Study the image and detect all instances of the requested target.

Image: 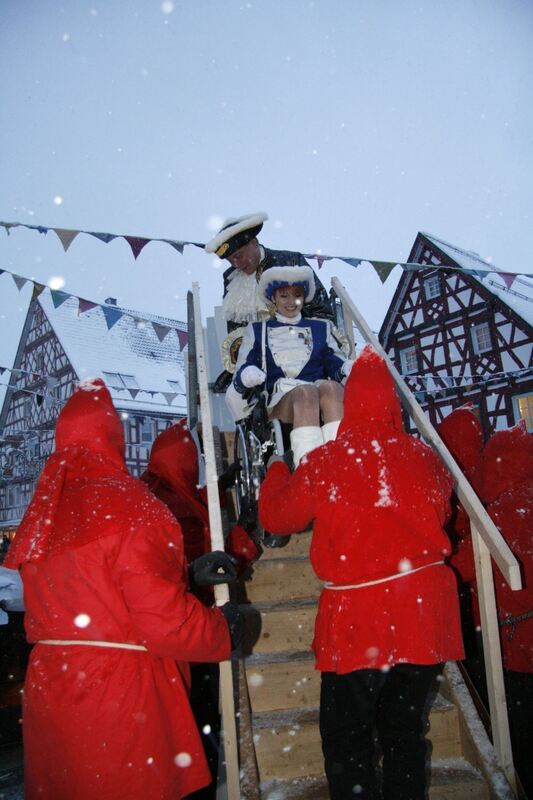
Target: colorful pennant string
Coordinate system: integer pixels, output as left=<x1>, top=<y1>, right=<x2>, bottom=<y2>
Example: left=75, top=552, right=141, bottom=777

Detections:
left=1, top=267, right=188, bottom=350
left=2, top=219, right=531, bottom=281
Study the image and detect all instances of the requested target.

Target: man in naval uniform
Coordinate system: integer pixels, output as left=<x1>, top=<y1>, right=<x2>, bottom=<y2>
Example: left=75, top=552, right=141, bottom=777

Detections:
left=205, top=212, right=334, bottom=391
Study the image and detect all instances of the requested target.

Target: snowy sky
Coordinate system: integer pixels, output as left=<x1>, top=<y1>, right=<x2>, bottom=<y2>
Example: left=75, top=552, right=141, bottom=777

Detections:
left=1, top=0, right=532, bottom=400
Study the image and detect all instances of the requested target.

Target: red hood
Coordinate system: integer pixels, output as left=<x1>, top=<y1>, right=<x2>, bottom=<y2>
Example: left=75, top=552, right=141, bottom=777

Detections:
left=339, top=345, right=403, bottom=436
left=4, top=378, right=162, bottom=568
left=482, top=420, right=533, bottom=504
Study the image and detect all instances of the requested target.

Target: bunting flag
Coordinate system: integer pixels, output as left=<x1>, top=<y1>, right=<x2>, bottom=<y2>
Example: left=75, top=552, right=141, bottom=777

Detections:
left=0, top=365, right=187, bottom=402
left=499, top=273, right=516, bottom=290
left=54, top=228, right=79, bottom=252
left=13, top=274, right=28, bottom=291
left=0, top=267, right=188, bottom=350
left=78, top=298, right=99, bottom=314
left=2, top=218, right=531, bottom=278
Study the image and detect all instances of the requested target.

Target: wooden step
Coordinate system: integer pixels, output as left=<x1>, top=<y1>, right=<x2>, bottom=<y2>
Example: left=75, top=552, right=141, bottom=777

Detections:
left=253, top=709, right=322, bottom=782
left=243, top=558, right=322, bottom=604
left=260, top=531, right=312, bottom=559
left=429, top=758, right=489, bottom=799
left=249, top=692, right=463, bottom=783
left=245, top=655, right=320, bottom=713
left=259, top=758, right=488, bottom=800
left=243, top=602, right=316, bottom=655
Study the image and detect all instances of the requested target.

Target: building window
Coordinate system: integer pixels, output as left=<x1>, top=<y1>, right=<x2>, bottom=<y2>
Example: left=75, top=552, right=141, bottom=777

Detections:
left=471, top=322, right=492, bottom=354
left=140, top=418, right=153, bottom=445
left=424, top=275, right=441, bottom=300
left=399, top=345, right=418, bottom=375
left=103, top=372, right=139, bottom=390
left=513, top=393, right=533, bottom=431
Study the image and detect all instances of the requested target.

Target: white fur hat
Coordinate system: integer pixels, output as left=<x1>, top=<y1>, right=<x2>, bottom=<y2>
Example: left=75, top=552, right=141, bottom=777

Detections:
left=205, top=212, right=268, bottom=258
left=258, top=265, right=316, bottom=305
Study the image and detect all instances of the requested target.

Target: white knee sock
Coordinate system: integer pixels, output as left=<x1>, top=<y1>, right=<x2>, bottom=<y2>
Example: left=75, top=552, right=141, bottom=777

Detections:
left=321, top=420, right=340, bottom=443
left=290, top=426, right=323, bottom=467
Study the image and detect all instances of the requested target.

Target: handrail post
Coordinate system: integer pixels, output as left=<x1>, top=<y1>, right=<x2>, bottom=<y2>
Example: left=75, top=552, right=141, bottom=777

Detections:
left=331, top=276, right=519, bottom=792
left=192, top=283, right=240, bottom=800
left=471, top=525, right=516, bottom=792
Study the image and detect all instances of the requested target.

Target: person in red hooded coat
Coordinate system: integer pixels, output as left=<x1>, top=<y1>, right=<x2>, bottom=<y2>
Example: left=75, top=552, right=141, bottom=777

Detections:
left=4, top=378, right=241, bottom=800
left=481, top=421, right=533, bottom=798
left=141, top=420, right=258, bottom=799
left=258, top=345, right=464, bottom=800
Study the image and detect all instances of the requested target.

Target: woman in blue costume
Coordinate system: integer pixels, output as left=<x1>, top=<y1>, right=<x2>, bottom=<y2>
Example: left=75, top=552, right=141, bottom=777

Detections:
left=226, top=265, right=352, bottom=466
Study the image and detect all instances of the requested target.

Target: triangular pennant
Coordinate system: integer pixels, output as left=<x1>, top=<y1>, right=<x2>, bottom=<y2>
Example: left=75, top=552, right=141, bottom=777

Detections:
left=152, top=321, right=170, bottom=342
left=50, top=289, right=70, bottom=308
left=0, top=367, right=6, bottom=375
left=31, top=283, right=46, bottom=301
left=13, top=274, right=28, bottom=291
left=1, top=222, right=19, bottom=235
left=370, top=261, right=396, bottom=283
left=162, top=392, right=177, bottom=406
left=191, top=242, right=206, bottom=250
left=78, top=298, right=99, bottom=314
left=124, top=236, right=150, bottom=259
left=465, top=269, right=488, bottom=279
left=499, top=272, right=516, bottom=290
left=315, top=255, right=333, bottom=270
left=88, top=231, right=119, bottom=244
left=161, top=239, right=185, bottom=255
left=0, top=269, right=4, bottom=276
left=177, top=329, right=188, bottom=350
left=53, top=228, right=79, bottom=252
left=26, top=224, right=48, bottom=234
left=36, top=394, right=44, bottom=407
left=340, top=257, right=363, bottom=269
left=128, top=388, right=139, bottom=400
left=101, top=305, right=123, bottom=330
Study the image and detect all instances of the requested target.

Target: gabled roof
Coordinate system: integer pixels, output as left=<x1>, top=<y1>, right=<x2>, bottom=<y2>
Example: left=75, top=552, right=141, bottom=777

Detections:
left=419, top=232, right=533, bottom=326
left=38, top=293, right=187, bottom=414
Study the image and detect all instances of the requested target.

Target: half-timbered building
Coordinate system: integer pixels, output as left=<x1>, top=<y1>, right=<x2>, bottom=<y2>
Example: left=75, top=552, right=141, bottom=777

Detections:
left=0, top=293, right=187, bottom=532
left=380, top=232, right=533, bottom=438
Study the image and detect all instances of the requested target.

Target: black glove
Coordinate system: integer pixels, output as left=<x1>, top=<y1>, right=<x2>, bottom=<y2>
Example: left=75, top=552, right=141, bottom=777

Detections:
left=188, top=551, right=238, bottom=589
left=220, top=601, right=244, bottom=651
left=218, top=461, right=240, bottom=490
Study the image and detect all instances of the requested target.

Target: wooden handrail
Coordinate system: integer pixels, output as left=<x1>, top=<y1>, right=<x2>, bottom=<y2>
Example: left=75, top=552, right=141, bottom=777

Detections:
left=332, top=276, right=519, bottom=793
left=191, top=283, right=241, bottom=799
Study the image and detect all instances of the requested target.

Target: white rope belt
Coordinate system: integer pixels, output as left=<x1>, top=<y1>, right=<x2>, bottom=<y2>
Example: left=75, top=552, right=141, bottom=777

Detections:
left=323, top=560, right=444, bottom=591
left=38, top=639, right=147, bottom=651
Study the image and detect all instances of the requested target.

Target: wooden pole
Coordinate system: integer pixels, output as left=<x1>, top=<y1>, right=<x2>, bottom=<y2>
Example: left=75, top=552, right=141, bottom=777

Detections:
left=192, top=283, right=241, bottom=800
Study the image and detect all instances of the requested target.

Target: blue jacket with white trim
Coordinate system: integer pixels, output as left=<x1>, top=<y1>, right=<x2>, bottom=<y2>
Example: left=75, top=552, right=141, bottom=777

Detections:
left=233, top=317, right=345, bottom=399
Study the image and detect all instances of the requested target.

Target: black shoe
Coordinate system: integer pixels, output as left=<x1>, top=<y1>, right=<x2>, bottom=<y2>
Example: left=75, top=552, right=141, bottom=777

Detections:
left=213, top=370, right=232, bottom=393
left=262, top=532, right=291, bottom=549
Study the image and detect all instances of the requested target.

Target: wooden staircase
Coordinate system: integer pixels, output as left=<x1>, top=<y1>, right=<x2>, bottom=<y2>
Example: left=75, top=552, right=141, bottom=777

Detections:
left=235, top=531, right=493, bottom=800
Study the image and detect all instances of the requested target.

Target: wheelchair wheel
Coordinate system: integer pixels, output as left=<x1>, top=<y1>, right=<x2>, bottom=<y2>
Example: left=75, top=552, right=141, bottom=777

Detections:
left=233, top=423, right=267, bottom=533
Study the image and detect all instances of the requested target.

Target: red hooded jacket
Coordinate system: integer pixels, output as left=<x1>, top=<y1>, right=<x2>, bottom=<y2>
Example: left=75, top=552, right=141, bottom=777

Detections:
left=141, top=420, right=259, bottom=576
left=5, top=379, right=230, bottom=800
left=258, top=346, right=464, bottom=673
left=482, top=422, right=533, bottom=673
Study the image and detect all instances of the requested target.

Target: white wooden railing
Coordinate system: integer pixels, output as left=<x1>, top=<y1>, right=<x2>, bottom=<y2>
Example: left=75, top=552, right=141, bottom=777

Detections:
left=332, top=276, right=521, bottom=794
left=191, top=283, right=241, bottom=800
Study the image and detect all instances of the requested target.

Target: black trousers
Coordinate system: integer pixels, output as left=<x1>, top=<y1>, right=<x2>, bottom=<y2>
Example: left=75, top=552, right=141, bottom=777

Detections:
left=185, top=663, right=221, bottom=800
left=320, top=663, right=443, bottom=800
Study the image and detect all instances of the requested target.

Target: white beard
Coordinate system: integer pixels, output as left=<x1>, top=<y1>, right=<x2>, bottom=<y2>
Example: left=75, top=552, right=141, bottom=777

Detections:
left=222, top=269, right=270, bottom=324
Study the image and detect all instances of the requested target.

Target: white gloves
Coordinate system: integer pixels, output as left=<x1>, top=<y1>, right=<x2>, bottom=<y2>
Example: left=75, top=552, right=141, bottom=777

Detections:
left=241, top=366, right=266, bottom=388
left=342, top=359, right=355, bottom=378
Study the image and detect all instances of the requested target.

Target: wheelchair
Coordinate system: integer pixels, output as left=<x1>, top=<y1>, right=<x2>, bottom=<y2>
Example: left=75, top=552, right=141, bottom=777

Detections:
left=232, top=390, right=292, bottom=548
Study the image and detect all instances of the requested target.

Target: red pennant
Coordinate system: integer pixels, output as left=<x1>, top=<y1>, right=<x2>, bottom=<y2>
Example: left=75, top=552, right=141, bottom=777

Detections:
left=499, top=273, right=515, bottom=290
left=177, top=330, right=188, bottom=350
left=78, top=298, right=99, bottom=315
left=124, top=236, right=150, bottom=259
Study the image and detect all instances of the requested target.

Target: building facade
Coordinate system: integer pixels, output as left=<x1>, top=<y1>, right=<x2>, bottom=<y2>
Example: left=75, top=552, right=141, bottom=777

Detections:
left=379, top=233, right=533, bottom=438
left=0, top=294, right=188, bottom=532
